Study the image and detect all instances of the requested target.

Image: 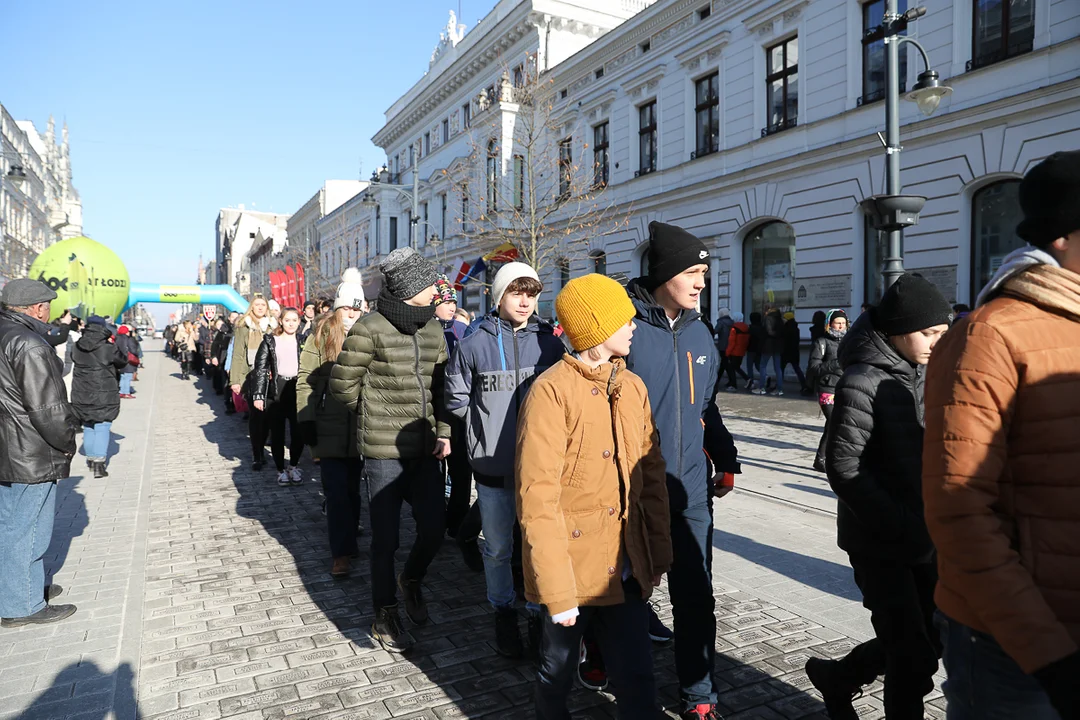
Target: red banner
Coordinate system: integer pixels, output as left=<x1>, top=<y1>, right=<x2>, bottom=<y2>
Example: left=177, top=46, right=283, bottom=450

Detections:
left=295, top=263, right=306, bottom=307
left=285, top=265, right=298, bottom=308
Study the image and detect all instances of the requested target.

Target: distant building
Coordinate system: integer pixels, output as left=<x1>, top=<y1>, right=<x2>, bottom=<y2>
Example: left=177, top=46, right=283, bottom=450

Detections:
left=213, top=206, right=290, bottom=298
left=284, top=180, right=367, bottom=300
left=1, top=107, right=83, bottom=283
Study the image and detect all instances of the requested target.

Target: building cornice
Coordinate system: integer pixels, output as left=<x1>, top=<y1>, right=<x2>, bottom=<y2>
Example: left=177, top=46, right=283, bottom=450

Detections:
left=741, top=0, right=808, bottom=35
left=674, top=31, right=731, bottom=71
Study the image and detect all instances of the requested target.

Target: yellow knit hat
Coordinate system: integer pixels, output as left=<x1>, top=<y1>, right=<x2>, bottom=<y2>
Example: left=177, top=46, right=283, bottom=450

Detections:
left=555, top=274, right=636, bottom=352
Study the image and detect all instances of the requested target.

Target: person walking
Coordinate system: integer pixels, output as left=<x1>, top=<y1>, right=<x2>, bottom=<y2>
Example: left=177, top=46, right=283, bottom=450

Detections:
left=806, top=274, right=953, bottom=720
left=230, top=297, right=276, bottom=470
left=713, top=308, right=735, bottom=391
left=780, top=312, right=809, bottom=395
left=758, top=307, right=785, bottom=395
left=0, top=279, right=78, bottom=628
left=923, top=150, right=1080, bottom=720
left=624, top=222, right=741, bottom=719
left=807, top=309, right=847, bottom=473
left=298, top=270, right=366, bottom=578
left=175, top=320, right=198, bottom=380
left=70, top=316, right=129, bottom=479
left=209, top=317, right=232, bottom=401
left=115, top=325, right=139, bottom=399
left=329, top=247, right=451, bottom=654
left=298, top=300, right=319, bottom=345
left=745, top=311, right=765, bottom=391
left=723, top=312, right=750, bottom=391
left=517, top=273, right=672, bottom=720
left=251, top=308, right=305, bottom=487
left=445, top=262, right=565, bottom=659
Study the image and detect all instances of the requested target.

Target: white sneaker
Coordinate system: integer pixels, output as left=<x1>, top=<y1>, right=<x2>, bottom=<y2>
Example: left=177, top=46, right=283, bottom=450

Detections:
left=277, top=471, right=291, bottom=486
left=289, top=466, right=303, bottom=485
left=753, top=388, right=767, bottom=395
left=776, top=389, right=785, bottom=396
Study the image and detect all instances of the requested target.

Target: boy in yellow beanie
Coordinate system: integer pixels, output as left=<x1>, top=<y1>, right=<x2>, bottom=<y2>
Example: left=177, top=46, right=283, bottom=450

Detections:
left=516, top=274, right=673, bottom=719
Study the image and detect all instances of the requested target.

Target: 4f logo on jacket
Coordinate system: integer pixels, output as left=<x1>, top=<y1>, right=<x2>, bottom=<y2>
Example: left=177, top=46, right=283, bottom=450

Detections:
left=695, top=355, right=707, bottom=365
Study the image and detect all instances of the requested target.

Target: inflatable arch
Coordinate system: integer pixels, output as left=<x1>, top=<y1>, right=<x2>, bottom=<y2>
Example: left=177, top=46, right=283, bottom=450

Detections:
left=124, top=283, right=248, bottom=314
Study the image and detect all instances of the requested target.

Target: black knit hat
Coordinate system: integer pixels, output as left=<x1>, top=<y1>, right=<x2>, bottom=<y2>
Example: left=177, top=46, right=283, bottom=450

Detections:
left=873, top=274, right=954, bottom=336
left=1016, top=150, right=1080, bottom=249
left=646, top=221, right=711, bottom=289
left=380, top=248, right=438, bottom=300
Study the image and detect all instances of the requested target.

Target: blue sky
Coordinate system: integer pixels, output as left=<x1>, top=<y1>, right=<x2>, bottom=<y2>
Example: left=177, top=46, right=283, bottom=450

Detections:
left=3, top=0, right=492, bottom=324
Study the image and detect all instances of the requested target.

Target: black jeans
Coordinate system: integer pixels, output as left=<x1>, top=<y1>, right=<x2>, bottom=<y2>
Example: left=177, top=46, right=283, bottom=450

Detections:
left=212, top=364, right=226, bottom=394
left=365, top=456, right=446, bottom=612
left=668, top=501, right=718, bottom=711
left=266, top=379, right=303, bottom=472
left=724, top=355, right=749, bottom=387
left=536, top=579, right=657, bottom=720
left=320, top=457, right=363, bottom=558
left=249, top=407, right=268, bottom=461
left=834, top=556, right=941, bottom=719
left=815, top=402, right=834, bottom=465
left=445, top=416, right=473, bottom=536
left=781, top=359, right=806, bottom=388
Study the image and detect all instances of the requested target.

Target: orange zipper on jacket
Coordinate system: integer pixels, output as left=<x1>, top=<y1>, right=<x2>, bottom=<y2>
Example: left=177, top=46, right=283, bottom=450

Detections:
left=687, top=351, right=695, bottom=405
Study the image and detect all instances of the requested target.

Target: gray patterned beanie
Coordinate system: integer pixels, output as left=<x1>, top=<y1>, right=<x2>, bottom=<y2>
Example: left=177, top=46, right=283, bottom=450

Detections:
left=380, top=248, right=438, bottom=300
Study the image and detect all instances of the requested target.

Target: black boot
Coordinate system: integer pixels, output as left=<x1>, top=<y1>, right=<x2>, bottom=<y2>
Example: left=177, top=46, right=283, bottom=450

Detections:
left=398, top=574, right=428, bottom=625
left=494, top=607, right=524, bottom=658
left=93, top=461, right=108, bottom=478
left=805, top=658, right=861, bottom=720
left=527, top=610, right=543, bottom=661
left=371, top=606, right=413, bottom=653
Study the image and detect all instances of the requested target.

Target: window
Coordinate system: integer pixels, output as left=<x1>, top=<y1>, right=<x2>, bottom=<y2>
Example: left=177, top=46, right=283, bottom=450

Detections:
left=461, top=185, right=470, bottom=229
left=694, top=73, right=720, bottom=158
left=375, top=206, right=381, bottom=252
left=405, top=210, right=412, bottom=247
left=971, top=0, right=1035, bottom=71
left=743, top=221, right=796, bottom=316
left=595, top=68, right=605, bottom=80
left=421, top=202, right=429, bottom=246
left=513, top=64, right=524, bottom=87
left=638, top=244, right=650, bottom=278
left=861, top=0, right=908, bottom=105
left=513, top=155, right=525, bottom=210
left=560, top=88, right=568, bottom=99
left=590, top=250, right=607, bottom=276
left=486, top=140, right=499, bottom=212
left=558, top=137, right=573, bottom=200
left=485, top=84, right=496, bottom=105
left=593, top=122, right=609, bottom=188
left=638, top=101, right=657, bottom=175
left=764, top=36, right=798, bottom=136
left=408, top=144, right=415, bottom=167
left=864, top=215, right=889, bottom=304
left=423, top=132, right=430, bottom=156
left=558, top=258, right=571, bottom=289
left=440, top=193, right=447, bottom=238
left=442, top=118, right=449, bottom=142
left=972, top=180, right=1024, bottom=299
left=641, top=40, right=651, bottom=53
left=462, top=102, right=471, bottom=129
left=393, top=154, right=400, bottom=178
left=698, top=5, right=711, bottom=20
left=389, top=216, right=398, bottom=250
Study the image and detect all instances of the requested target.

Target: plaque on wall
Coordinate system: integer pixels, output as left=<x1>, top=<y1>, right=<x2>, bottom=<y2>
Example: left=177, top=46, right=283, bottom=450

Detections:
left=912, top=266, right=958, bottom=304
left=794, top=275, right=852, bottom=308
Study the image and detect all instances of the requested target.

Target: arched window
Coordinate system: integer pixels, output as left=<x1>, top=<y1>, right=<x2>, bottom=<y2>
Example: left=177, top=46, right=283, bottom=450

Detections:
left=486, top=140, right=498, bottom=212
left=972, top=180, right=1024, bottom=299
left=590, top=250, right=607, bottom=276
left=743, top=221, right=796, bottom=317
left=638, top=243, right=650, bottom=278
left=557, top=257, right=570, bottom=289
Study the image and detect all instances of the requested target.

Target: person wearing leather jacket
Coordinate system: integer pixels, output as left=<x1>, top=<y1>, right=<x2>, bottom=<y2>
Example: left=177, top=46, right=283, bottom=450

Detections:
left=251, top=308, right=304, bottom=486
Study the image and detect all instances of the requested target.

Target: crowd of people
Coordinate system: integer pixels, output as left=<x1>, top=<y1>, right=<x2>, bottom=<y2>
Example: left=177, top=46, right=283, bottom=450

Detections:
left=0, top=151, right=1077, bottom=720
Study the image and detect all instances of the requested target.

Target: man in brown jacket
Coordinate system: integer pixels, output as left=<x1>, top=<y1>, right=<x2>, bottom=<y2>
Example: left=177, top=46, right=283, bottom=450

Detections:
left=924, top=150, right=1080, bottom=720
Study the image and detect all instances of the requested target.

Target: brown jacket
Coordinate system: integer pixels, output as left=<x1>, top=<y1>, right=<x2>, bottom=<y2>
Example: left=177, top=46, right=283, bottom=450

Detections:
left=516, top=355, right=672, bottom=616
left=923, top=263, right=1080, bottom=674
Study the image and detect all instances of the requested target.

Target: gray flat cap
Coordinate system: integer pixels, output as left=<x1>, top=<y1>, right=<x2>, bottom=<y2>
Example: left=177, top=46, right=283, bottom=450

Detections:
left=1, top=278, right=58, bottom=306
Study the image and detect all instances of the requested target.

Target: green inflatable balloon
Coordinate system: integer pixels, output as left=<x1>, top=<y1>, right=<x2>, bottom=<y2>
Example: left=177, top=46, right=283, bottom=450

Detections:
left=28, top=237, right=130, bottom=321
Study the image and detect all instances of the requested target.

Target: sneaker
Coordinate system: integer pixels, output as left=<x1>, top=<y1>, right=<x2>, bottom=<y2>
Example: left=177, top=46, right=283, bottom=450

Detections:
left=494, top=607, right=524, bottom=658
left=577, top=638, right=608, bottom=691
left=398, top=574, right=429, bottom=625
left=725, top=385, right=738, bottom=393
left=277, top=471, right=291, bottom=486
left=805, top=657, right=861, bottom=720
left=680, top=704, right=722, bottom=720
left=1, top=603, right=77, bottom=628
left=752, top=387, right=768, bottom=395
left=527, top=611, right=543, bottom=660
left=457, top=534, right=484, bottom=573
left=776, top=389, right=785, bottom=396
left=371, top=606, right=413, bottom=653
left=289, top=466, right=303, bottom=485
left=252, top=457, right=265, bottom=471
left=647, top=602, right=674, bottom=644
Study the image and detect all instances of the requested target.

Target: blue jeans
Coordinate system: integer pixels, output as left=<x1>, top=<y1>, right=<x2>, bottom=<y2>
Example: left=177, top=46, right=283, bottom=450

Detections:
left=119, top=372, right=133, bottom=395
left=759, top=353, right=783, bottom=388
left=82, top=422, right=112, bottom=462
left=0, top=482, right=56, bottom=619
left=475, top=484, right=540, bottom=614
left=669, top=501, right=718, bottom=711
left=937, top=612, right=1061, bottom=720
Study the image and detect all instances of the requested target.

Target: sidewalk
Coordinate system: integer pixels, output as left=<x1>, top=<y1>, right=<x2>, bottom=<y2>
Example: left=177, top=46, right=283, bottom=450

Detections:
left=0, top=346, right=945, bottom=719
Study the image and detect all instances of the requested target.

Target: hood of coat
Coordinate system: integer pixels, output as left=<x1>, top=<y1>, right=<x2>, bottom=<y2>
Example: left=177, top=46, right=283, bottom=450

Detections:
left=1002, top=263, right=1080, bottom=323
left=838, top=311, right=915, bottom=377
left=561, top=353, right=626, bottom=396
left=626, top=277, right=699, bottom=331
left=76, top=322, right=113, bottom=352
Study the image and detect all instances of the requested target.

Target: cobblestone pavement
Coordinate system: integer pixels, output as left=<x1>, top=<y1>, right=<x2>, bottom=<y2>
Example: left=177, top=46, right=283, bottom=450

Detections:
left=0, top=347, right=946, bottom=719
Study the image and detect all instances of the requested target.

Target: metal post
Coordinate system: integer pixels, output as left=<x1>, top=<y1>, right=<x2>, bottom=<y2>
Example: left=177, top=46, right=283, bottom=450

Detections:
left=411, top=162, right=420, bottom=249
left=882, top=0, right=906, bottom=290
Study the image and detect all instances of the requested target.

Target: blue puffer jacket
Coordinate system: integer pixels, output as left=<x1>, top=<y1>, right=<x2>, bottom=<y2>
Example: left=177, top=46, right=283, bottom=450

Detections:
left=445, top=314, right=565, bottom=483
left=624, top=279, right=740, bottom=512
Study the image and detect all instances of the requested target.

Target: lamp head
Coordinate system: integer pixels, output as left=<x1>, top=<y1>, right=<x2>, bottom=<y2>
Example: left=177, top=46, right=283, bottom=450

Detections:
left=6, top=165, right=27, bottom=187
left=360, top=191, right=379, bottom=208
left=905, top=70, right=952, bottom=116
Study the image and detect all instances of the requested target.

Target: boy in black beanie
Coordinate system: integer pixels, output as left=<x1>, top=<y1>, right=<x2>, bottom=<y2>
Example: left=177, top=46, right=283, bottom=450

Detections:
left=806, top=273, right=952, bottom=720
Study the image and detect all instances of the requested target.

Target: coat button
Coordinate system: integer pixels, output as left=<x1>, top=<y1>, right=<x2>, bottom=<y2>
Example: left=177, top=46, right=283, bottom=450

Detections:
left=602, top=450, right=611, bottom=459
left=591, top=388, right=599, bottom=396
left=572, top=529, right=581, bottom=538
left=608, top=507, right=615, bottom=516
left=607, top=566, right=616, bottom=575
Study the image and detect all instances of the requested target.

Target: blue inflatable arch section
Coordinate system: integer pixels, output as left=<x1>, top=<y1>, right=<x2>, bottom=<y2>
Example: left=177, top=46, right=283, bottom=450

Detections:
left=123, top=283, right=249, bottom=313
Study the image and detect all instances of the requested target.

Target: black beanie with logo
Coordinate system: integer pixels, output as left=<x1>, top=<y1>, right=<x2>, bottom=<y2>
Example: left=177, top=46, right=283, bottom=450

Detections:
left=873, top=273, right=954, bottom=336
left=646, top=221, right=711, bottom=289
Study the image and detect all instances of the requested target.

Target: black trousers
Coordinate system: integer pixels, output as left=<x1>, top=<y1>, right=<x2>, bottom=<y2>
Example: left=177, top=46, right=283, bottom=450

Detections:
left=781, top=359, right=807, bottom=388
left=536, top=579, right=658, bottom=720
left=445, top=416, right=473, bottom=536
left=320, top=457, right=363, bottom=558
left=365, top=457, right=446, bottom=611
left=668, top=501, right=718, bottom=710
left=724, top=355, right=749, bottom=387
left=835, top=556, right=941, bottom=719
left=249, top=407, right=268, bottom=461
left=815, top=402, right=834, bottom=465
left=266, top=380, right=303, bottom=471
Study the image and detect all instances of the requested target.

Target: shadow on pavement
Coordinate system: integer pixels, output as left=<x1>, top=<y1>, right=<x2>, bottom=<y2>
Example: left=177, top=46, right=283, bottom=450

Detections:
left=725, top=414, right=823, bottom=434
left=782, top=482, right=838, bottom=499
left=731, top=433, right=818, bottom=454
left=47, top=477, right=89, bottom=582
left=14, top=661, right=138, bottom=720
left=739, top=457, right=825, bottom=482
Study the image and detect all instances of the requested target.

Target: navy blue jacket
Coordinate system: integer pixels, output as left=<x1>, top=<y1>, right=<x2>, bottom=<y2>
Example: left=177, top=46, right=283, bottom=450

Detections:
left=624, top=279, right=740, bottom=512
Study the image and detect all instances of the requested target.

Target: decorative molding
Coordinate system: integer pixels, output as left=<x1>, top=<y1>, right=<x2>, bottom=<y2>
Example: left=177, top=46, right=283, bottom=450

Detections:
left=606, top=46, right=639, bottom=75
left=581, top=90, right=619, bottom=122
left=622, top=64, right=667, bottom=99
left=653, top=13, right=695, bottom=50
left=675, top=31, right=731, bottom=71
left=743, top=0, right=809, bottom=34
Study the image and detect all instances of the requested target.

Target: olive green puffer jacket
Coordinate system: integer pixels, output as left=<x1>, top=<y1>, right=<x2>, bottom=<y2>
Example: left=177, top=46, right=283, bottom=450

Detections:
left=329, top=312, right=450, bottom=459
left=296, top=334, right=359, bottom=460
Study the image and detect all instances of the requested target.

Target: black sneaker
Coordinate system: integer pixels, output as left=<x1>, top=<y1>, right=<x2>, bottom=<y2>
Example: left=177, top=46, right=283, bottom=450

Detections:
left=494, top=607, right=524, bottom=658
left=371, top=606, right=413, bottom=653
left=93, top=461, right=108, bottom=479
left=577, top=637, right=608, bottom=691
left=398, top=574, right=429, bottom=625
left=2, top=603, right=77, bottom=628
left=647, top=602, right=673, bottom=644
left=457, top=534, right=483, bottom=573
left=805, top=657, right=861, bottom=720
left=527, top=611, right=543, bottom=660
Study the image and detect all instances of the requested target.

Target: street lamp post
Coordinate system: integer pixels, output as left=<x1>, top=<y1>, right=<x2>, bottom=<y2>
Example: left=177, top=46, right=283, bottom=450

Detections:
left=363, top=162, right=424, bottom=250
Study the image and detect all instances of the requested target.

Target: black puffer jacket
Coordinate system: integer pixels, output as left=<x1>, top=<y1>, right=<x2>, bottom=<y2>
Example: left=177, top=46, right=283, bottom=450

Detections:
left=825, top=311, right=933, bottom=563
left=763, top=310, right=784, bottom=356
left=71, top=323, right=128, bottom=425
left=210, top=322, right=233, bottom=366
left=807, top=329, right=844, bottom=394
left=251, top=333, right=301, bottom=405
left=0, top=309, right=77, bottom=484
left=116, top=333, right=140, bottom=374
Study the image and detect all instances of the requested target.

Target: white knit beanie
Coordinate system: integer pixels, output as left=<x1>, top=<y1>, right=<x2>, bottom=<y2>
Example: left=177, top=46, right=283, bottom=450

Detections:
left=334, top=268, right=366, bottom=310
left=490, top=262, right=541, bottom=309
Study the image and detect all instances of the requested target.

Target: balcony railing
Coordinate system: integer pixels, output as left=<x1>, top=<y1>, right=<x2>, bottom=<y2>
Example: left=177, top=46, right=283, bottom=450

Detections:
left=966, top=39, right=1034, bottom=72
left=691, top=139, right=719, bottom=161
left=761, top=116, right=798, bottom=137
left=856, top=83, right=906, bottom=107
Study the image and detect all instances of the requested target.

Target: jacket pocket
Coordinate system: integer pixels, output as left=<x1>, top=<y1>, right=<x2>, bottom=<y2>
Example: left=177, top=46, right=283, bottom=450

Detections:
left=565, top=422, right=592, bottom=488
left=566, top=507, right=614, bottom=595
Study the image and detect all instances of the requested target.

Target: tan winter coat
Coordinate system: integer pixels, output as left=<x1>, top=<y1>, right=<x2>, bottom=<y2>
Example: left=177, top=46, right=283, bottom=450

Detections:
left=923, top=263, right=1080, bottom=674
left=515, top=354, right=672, bottom=616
